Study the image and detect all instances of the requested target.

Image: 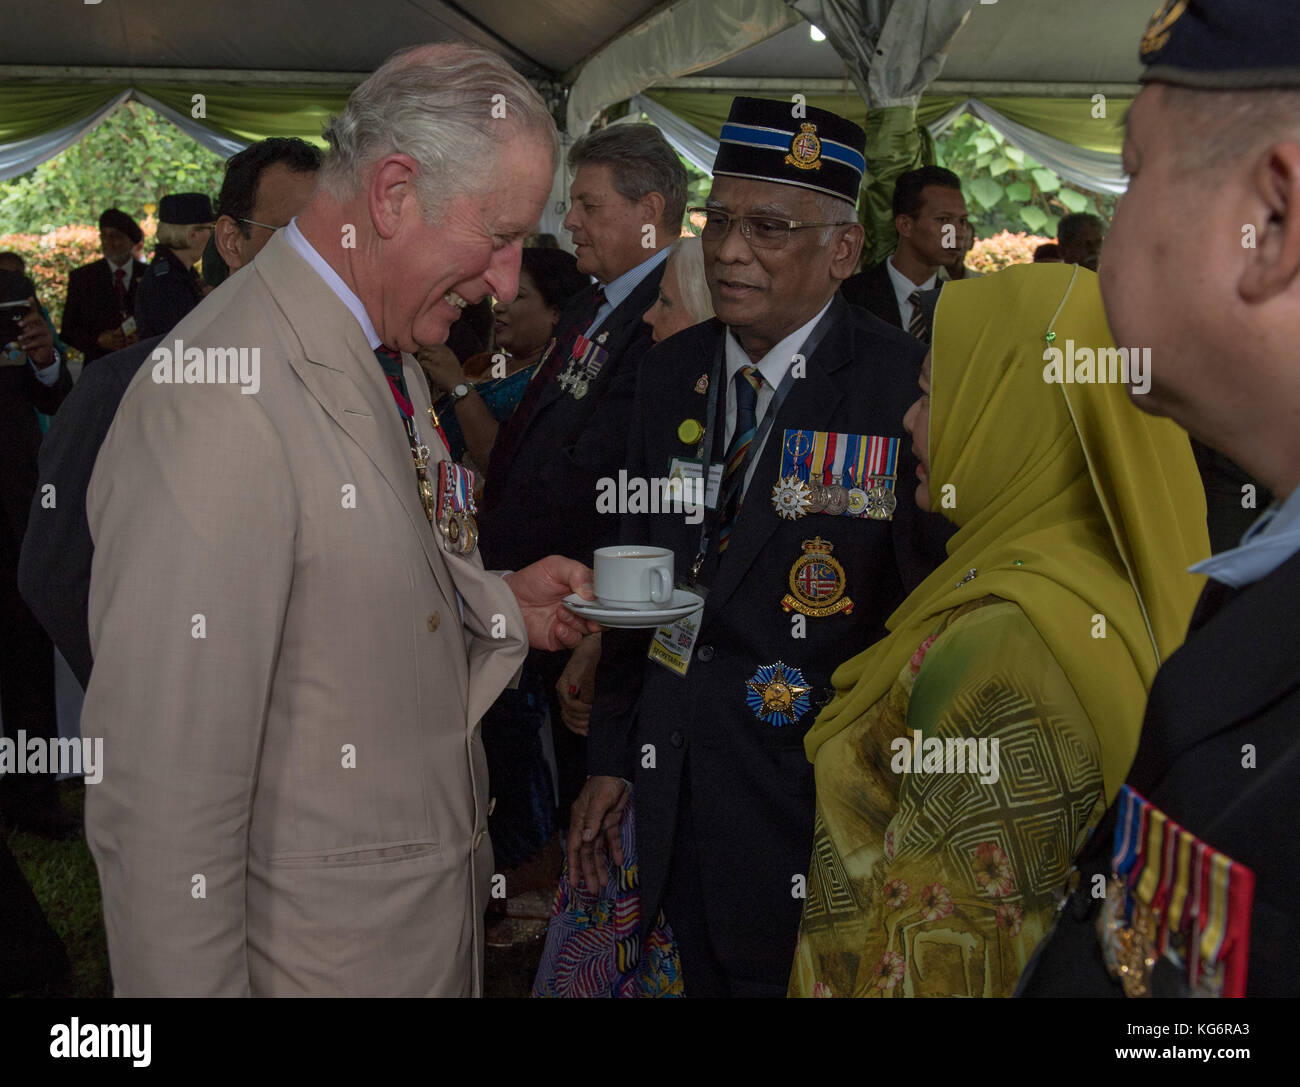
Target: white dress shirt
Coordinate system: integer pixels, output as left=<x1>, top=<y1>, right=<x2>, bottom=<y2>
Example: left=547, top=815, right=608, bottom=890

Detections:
left=722, top=297, right=834, bottom=495
left=884, top=251, right=937, bottom=329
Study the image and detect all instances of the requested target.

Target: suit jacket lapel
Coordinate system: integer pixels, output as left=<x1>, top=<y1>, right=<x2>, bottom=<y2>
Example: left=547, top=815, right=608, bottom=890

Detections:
left=254, top=234, right=459, bottom=609
left=702, top=309, right=851, bottom=622
left=1131, top=552, right=1300, bottom=792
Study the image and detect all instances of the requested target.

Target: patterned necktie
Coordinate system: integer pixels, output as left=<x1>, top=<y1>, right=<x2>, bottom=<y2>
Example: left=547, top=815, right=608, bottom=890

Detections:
left=907, top=289, right=930, bottom=343
left=717, top=365, right=764, bottom=553
left=374, top=345, right=413, bottom=419
left=113, top=266, right=127, bottom=310
left=483, top=286, right=606, bottom=511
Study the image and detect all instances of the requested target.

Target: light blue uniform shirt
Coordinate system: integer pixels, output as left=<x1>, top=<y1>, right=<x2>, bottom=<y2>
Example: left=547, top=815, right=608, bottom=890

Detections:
left=1191, top=482, right=1300, bottom=589
left=583, top=246, right=671, bottom=338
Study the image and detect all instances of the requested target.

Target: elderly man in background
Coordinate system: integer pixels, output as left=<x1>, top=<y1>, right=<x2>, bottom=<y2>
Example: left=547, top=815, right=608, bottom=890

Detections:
left=83, top=44, right=595, bottom=998
left=19, top=137, right=322, bottom=693
left=61, top=209, right=147, bottom=366
left=478, top=124, right=686, bottom=832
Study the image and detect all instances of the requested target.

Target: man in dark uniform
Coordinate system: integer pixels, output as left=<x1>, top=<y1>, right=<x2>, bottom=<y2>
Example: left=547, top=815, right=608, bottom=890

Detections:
left=478, top=124, right=686, bottom=822
left=1021, top=0, right=1300, bottom=998
left=134, top=193, right=214, bottom=339
left=61, top=209, right=148, bottom=366
left=569, top=98, right=952, bottom=996
left=0, top=267, right=74, bottom=838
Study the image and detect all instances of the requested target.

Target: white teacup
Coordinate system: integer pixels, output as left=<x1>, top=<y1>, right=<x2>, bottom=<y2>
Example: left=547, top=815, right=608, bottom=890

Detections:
left=593, top=546, right=674, bottom=610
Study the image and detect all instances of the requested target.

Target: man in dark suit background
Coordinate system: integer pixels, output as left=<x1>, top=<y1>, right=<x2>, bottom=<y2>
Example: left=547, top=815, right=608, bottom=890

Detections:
left=478, top=124, right=686, bottom=823
left=60, top=209, right=147, bottom=366
left=1021, top=0, right=1300, bottom=998
left=841, top=165, right=968, bottom=342
left=569, top=98, right=952, bottom=996
left=19, top=138, right=321, bottom=692
left=0, top=268, right=74, bottom=838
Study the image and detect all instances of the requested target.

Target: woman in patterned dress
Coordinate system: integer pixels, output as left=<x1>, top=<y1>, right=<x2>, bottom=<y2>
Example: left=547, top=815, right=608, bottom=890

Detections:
left=789, top=263, right=1209, bottom=997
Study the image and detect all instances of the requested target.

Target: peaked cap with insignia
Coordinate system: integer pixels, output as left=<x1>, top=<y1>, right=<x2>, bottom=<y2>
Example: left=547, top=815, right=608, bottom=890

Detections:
left=1139, top=0, right=1300, bottom=90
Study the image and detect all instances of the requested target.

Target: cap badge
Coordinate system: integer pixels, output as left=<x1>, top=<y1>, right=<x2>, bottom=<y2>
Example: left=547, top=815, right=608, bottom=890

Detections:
left=785, top=123, right=823, bottom=172
left=1140, top=0, right=1189, bottom=58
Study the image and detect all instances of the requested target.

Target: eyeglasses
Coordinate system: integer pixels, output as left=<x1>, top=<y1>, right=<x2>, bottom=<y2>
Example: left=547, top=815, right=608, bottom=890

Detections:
left=687, top=206, right=856, bottom=251
left=237, top=218, right=284, bottom=232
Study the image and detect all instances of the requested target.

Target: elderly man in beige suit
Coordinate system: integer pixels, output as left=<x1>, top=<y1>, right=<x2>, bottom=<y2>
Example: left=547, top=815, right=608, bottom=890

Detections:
left=83, top=44, right=596, bottom=996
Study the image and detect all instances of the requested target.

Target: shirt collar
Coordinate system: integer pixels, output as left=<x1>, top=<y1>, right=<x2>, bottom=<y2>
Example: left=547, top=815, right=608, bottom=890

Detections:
left=599, top=246, right=670, bottom=314
left=1190, top=481, right=1300, bottom=588
left=283, top=218, right=381, bottom=349
left=723, top=297, right=834, bottom=390
left=886, top=251, right=937, bottom=304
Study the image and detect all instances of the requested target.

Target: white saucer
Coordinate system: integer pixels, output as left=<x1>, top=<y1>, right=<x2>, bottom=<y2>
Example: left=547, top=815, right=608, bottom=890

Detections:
left=563, top=589, right=704, bottom=628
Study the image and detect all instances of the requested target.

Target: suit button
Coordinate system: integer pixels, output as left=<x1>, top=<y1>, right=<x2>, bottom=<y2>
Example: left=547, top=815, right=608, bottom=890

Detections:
left=696, top=644, right=715, bottom=662
left=670, top=731, right=684, bottom=748
left=427, top=612, right=440, bottom=632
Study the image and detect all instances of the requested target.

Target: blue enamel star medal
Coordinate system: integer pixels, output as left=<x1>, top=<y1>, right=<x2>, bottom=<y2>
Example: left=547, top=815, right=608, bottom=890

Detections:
left=745, top=661, right=812, bottom=726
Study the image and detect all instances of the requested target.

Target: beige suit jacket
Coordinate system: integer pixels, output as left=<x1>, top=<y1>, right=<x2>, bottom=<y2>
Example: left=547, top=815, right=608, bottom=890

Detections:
left=83, top=232, right=527, bottom=996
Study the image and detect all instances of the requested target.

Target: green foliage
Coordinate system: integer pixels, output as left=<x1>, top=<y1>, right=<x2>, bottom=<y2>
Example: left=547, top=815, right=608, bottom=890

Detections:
left=934, top=113, right=1116, bottom=240
left=0, top=101, right=224, bottom=235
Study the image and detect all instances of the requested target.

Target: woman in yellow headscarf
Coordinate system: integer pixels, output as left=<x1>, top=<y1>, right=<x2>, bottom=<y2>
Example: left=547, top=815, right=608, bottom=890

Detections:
left=788, top=262, right=1208, bottom=998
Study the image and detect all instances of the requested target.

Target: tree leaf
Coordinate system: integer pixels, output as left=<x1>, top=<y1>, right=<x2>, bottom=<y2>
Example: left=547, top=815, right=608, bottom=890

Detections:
left=1018, top=205, right=1049, bottom=232
left=968, top=177, right=1005, bottom=210
left=1057, top=188, right=1091, bottom=213
left=1005, top=180, right=1032, bottom=202
left=989, top=156, right=1011, bottom=177
left=1003, top=146, right=1025, bottom=165
left=974, top=136, right=997, bottom=154
left=1031, top=168, right=1061, bottom=193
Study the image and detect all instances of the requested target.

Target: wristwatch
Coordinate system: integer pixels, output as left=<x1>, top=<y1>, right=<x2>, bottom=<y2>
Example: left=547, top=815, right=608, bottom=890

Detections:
left=449, top=382, right=472, bottom=402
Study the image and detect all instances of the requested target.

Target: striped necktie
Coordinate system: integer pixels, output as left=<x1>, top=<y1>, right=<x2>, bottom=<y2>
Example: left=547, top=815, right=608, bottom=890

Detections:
left=907, top=289, right=930, bottom=343
left=717, top=365, right=764, bottom=553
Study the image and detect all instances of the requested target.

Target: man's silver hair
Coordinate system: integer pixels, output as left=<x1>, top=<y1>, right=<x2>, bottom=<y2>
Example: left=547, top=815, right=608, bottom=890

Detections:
left=320, top=44, right=559, bottom=219
left=666, top=236, right=714, bottom=324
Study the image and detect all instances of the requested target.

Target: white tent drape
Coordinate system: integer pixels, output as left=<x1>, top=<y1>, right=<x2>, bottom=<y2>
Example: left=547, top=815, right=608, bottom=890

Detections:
left=565, top=0, right=800, bottom=136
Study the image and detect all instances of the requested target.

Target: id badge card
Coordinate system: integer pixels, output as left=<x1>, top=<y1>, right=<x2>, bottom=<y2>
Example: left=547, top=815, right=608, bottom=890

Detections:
left=647, top=582, right=706, bottom=677
left=665, top=458, right=724, bottom=513
left=121, top=315, right=137, bottom=336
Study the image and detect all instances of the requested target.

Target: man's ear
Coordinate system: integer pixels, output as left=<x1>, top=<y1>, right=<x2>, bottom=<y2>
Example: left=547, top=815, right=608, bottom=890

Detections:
left=1240, top=141, right=1300, bottom=304
left=214, top=216, right=244, bottom=270
left=894, top=212, right=914, bottom=240
left=640, top=190, right=667, bottom=229
left=368, top=153, right=421, bottom=241
left=830, top=223, right=865, bottom=281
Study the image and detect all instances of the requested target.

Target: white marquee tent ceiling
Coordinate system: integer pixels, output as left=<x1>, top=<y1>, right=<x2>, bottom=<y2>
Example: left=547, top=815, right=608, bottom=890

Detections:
left=2, top=0, right=1150, bottom=92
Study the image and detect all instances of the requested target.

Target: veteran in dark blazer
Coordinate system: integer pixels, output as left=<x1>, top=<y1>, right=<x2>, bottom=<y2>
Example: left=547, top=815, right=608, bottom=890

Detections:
left=60, top=209, right=147, bottom=365
left=1019, top=0, right=1300, bottom=999
left=569, top=98, right=953, bottom=997
left=479, top=124, right=686, bottom=819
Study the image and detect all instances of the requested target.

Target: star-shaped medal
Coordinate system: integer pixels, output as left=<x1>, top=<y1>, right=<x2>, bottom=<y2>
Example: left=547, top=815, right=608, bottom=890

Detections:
left=746, top=661, right=812, bottom=727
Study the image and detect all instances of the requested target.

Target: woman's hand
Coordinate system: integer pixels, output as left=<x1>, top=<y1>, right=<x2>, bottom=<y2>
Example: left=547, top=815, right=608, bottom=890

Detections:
left=417, top=343, right=466, bottom=394
left=556, top=632, right=602, bottom=736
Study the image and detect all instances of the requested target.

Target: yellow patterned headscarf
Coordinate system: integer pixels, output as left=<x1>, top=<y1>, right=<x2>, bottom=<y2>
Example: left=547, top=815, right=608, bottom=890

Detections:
left=805, top=263, right=1209, bottom=800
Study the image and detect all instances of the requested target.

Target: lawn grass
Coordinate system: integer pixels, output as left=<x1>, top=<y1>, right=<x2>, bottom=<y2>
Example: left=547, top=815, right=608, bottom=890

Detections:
left=7, top=781, right=110, bottom=998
